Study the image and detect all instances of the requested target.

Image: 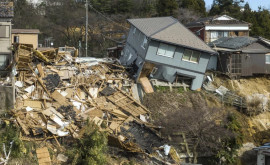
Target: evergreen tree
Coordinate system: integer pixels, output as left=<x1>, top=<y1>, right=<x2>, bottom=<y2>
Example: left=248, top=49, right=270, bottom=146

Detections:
left=209, top=0, right=243, bottom=18
left=91, top=0, right=113, bottom=14
left=116, top=0, right=133, bottom=13
left=180, top=0, right=206, bottom=16
left=13, top=0, right=40, bottom=28
left=156, top=0, right=178, bottom=17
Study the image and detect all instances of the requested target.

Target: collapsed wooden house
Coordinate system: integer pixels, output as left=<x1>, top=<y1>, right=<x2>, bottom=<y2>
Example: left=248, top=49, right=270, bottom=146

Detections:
left=209, top=36, right=270, bottom=77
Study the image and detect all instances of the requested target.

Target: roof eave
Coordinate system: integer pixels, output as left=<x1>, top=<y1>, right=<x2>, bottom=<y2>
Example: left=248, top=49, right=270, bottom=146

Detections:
left=150, top=37, right=217, bottom=55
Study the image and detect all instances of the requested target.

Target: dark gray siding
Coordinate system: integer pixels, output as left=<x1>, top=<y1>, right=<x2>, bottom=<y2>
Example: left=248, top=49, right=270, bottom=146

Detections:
left=242, top=53, right=270, bottom=76
left=126, top=25, right=148, bottom=58
left=207, top=55, right=217, bottom=70
left=145, top=40, right=211, bottom=90
left=145, top=40, right=211, bottom=74
left=120, top=25, right=148, bottom=65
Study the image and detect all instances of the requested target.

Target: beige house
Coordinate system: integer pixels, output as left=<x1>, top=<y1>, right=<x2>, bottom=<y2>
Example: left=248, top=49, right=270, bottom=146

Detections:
left=12, top=29, right=40, bottom=49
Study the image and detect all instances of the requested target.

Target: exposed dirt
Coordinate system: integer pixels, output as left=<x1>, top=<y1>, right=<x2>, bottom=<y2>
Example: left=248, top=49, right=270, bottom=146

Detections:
left=212, top=75, right=270, bottom=98
left=143, top=91, right=223, bottom=122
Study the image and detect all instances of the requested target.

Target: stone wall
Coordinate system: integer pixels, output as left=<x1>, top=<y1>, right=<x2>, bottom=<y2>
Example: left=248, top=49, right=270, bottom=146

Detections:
left=0, top=85, right=14, bottom=112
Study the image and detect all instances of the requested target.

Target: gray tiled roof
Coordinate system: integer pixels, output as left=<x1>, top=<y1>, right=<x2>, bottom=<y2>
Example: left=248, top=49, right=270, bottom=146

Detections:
left=209, top=37, right=257, bottom=49
left=186, top=15, right=249, bottom=27
left=128, top=17, right=216, bottom=54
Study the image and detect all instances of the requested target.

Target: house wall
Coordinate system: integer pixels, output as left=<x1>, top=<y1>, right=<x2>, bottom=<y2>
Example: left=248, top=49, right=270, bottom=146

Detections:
left=12, top=33, right=39, bottom=49
left=145, top=40, right=211, bottom=90
left=217, top=42, right=270, bottom=76
left=257, top=150, right=265, bottom=165
left=120, top=25, right=149, bottom=81
left=188, top=27, right=205, bottom=41
left=0, top=18, right=12, bottom=71
left=207, top=55, right=217, bottom=70
left=242, top=42, right=270, bottom=76
left=205, top=30, right=249, bottom=43
left=146, top=40, right=210, bottom=74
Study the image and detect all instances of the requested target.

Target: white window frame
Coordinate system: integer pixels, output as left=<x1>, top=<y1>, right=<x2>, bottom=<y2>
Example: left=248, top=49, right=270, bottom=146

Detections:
left=266, top=54, right=270, bottom=64
left=182, top=49, right=201, bottom=63
left=156, top=43, right=176, bottom=58
left=141, top=36, right=148, bottom=49
left=133, top=27, right=136, bottom=35
left=210, top=31, right=229, bottom=42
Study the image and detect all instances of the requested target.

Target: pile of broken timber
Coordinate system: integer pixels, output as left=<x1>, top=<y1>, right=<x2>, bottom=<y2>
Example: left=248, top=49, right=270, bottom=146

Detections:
left=11, top=44, right=180, bottom=164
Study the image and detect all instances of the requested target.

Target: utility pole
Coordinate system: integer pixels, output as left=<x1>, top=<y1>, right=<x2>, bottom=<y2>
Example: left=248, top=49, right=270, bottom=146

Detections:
left=85, top=0, right=88, bottom=57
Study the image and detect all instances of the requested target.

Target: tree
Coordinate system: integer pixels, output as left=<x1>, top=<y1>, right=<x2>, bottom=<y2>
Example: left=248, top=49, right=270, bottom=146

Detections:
left=91, top=0, right=113, bottom=14
left=209, top=0, right=244, bottom=18
left=116, top=0, right=134, bottom=13
left=156, top=0, right=178, bottom=17
left=13, top=0, right=41, bottom=29
left=149, top=93, right=238, bottom=164
left=180, top=0, right=206, bottom=16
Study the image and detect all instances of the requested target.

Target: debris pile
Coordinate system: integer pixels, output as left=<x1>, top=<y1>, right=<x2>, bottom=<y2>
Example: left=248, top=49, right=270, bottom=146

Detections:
left=9, top=44, right=180, bottom=164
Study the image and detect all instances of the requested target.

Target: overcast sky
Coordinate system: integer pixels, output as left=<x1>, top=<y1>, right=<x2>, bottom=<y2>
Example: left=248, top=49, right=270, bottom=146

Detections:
left=204, top=0, right=270, bottom=11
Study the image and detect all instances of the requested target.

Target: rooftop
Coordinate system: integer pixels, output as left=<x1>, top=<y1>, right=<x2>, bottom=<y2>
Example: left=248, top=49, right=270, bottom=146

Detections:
left=209, top=37, right=257, bottom=49
left=209, top=36, right=270, bottom=51
left=128, top=17, right=216, bottom=54
left=186, top=15, right=249, bottom=27
left=12, top=29, right=40, bottom=34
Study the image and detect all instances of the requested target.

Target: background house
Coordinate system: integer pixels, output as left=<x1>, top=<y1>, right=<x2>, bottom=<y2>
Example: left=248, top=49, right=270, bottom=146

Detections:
left=120, top=17, right=216, bottom=90
left=186, top=15, right=250, bottom=43
left=12, top=29, right=40, bottom=49
left=209, top=36, right=270, bottom=77
left=0, top=2, right=13, bottom=70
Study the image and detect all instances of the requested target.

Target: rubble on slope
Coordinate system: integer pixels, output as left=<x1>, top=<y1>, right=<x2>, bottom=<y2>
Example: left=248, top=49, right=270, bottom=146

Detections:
left=3, top=43, right=180, bottom=164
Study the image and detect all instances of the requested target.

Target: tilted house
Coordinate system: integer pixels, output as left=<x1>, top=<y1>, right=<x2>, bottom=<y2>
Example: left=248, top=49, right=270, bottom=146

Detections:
left=186, top=15, right=250, bottom=43
left=120, top=17, right=217, bottom=90
left=0, top=2, right=13, bottom=70
left=209, top=36, right=270, bottom=77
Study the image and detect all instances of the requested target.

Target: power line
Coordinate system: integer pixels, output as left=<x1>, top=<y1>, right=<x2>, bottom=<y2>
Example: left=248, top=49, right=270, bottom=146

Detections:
left=89, top=5, right=129, bottom=30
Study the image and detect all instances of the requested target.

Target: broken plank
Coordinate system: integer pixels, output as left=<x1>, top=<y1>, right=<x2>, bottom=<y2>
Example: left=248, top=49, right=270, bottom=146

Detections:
left=139, top=77, right=154, bottom=93
left=51, top=90, right=69, bottom=106
left=37, top=64, right=45, bottom=78
left=36, top=147, right=52, bottom=165
left=16, top=117, right=30, bottom=135
left=24, top=100, right=42, bottom=109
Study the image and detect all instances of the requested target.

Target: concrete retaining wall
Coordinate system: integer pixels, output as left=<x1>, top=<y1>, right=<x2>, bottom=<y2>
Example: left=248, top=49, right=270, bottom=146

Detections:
left=0, top=85, right=14, bottom=111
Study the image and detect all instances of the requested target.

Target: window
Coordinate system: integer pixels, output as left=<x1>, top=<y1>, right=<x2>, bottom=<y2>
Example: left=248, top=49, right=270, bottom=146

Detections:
left=157, top=43, right=176, bottom=58
left=133, top=27, right=136, bottom=35
left=141, top=36, right=148, bottom=49
left=182, top=49, right=200, bottom=63
left=0, top=55, right=8, bottom=70
left=210, top=31, right=229, bottom=42
left=14, top=36, right=19, bottom=43
left=266, top=54, right=270, bottom=64
left=0, top=26, right=9, bottom=38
